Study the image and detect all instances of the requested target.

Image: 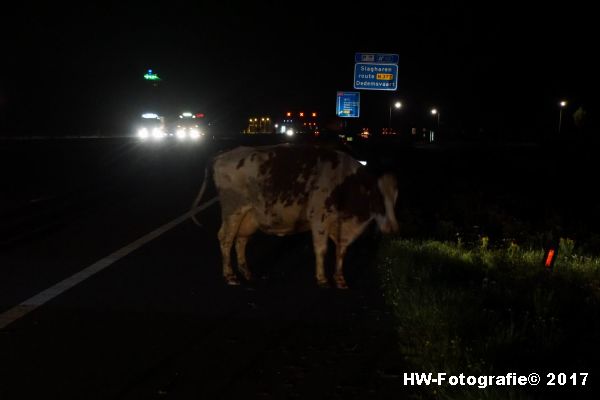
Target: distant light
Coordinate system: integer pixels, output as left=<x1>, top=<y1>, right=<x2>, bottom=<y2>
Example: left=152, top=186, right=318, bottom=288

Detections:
left=560, top=101, right=567, bottom=107
left=143, top=70, right=161, bottom=81
left=312, top=112, right=317, bottom=117
left=431, top=108, right=438, bottom=115
left=286, top=112, right=292, bottom=117
left=142, top=113, right=159, bottom=119
left=274, top=124, right=279, bottom=128
left=394, top=101, right=402, bottom=109
left=280, top=125, right=286, bottom=133
left=299, top=112, right=304, bottom=117
left=359, top=160, right=367, bottom=166
left=182, top=112, right=193, bottom=117
left=286, top=129, right=294, bottom=136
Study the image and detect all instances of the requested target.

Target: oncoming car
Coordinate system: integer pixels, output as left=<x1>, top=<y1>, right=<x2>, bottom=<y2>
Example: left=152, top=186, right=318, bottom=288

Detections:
left=136, top=113, right=166, bottom=140
left=173, top=112, right=206, bottom=141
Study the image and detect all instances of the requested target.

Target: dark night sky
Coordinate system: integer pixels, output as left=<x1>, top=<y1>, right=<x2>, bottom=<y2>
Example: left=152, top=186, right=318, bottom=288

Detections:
left=1, top=2, right=596, bottom=136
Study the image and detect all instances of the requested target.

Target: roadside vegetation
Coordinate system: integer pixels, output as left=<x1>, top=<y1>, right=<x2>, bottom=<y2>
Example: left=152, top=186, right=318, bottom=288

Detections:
left=377, top=237, right=600, bottom=399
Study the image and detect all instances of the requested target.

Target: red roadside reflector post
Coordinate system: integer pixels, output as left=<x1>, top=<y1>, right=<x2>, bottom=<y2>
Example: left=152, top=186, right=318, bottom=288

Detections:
left=544, top=248, right=557, bottom=269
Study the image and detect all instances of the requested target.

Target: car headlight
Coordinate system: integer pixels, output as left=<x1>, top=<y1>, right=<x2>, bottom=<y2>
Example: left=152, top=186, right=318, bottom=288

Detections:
left=286, top=129, right=294, bottom=136
left=152, top=128, right=165, bottom=139
left=176, top=129, right=186, bottom=139
left=138, top=128, right=149, bottom=139
left=189, top=129, right=200, bottom=139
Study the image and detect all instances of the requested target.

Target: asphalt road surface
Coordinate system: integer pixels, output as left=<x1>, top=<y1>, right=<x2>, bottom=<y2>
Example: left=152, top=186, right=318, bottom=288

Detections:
left=0, top=137, right=406, bottom=399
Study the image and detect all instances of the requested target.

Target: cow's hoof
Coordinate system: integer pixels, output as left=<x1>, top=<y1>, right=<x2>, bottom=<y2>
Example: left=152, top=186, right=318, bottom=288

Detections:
left=238, top=265, right=253, bottom=281
left=317, top=280, right=331, bottom=289
left=334, top=276, right=349, bottom=289
left=224, top=276, right=240, bottom=286
left=335, top=281, right=349, bottom=290
left=241, top=273, right=253, bottom=282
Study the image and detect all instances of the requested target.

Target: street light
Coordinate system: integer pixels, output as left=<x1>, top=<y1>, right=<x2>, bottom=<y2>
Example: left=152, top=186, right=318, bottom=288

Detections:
left=431, top=108, right=440, bottom=129
left=389, top=101, right=402, bottom=130
left=558, top=100, right=567, bottom=135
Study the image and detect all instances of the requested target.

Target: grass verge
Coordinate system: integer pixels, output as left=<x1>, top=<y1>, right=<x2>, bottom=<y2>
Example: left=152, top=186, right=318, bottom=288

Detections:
left=378, top=239, right=600, bottom=399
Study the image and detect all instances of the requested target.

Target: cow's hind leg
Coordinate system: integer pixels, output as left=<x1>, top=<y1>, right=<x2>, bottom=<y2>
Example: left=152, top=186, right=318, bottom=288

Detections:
left=311, top=227, right=329, bottom=288
left=235, top=212, right=258, bottom=281
left=218, top=213, right=245, bottom=285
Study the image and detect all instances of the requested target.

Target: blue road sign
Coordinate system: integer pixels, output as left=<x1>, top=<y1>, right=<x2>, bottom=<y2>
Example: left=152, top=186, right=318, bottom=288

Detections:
left=336, top=92, right=360, bottom=118
left=355, top=53, right=399, bottom=64
left=353, top=63, right=398, bottom=91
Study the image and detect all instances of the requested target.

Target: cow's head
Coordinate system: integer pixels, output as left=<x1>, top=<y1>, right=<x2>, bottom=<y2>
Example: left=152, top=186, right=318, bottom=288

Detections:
left=374, top=174, right=399, bottom=234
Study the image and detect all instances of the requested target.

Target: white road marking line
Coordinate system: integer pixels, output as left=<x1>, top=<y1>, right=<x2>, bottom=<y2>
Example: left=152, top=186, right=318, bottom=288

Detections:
left=0, top=197, right=219, bottom=331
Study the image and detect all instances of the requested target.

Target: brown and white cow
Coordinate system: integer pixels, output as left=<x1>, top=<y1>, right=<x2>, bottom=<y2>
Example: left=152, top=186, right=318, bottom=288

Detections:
left=191, top=143, right=399, bottom=289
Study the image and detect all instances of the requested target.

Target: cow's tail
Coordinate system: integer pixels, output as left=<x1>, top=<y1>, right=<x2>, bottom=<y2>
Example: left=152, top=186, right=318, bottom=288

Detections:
left=190, top=166, right=216, bottom=226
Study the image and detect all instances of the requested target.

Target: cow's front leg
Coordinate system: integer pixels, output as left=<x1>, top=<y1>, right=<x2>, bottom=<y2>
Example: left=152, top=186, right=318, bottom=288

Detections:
left=311, top=228, right=329, bottom=288
left=333, top=243, right=349, bottom=289
left=235, top=236, right=252, bottom=281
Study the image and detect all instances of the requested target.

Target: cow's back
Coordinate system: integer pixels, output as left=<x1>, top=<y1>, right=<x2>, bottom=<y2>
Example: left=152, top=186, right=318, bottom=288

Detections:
left=213, top=144, right=362, bottom=233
